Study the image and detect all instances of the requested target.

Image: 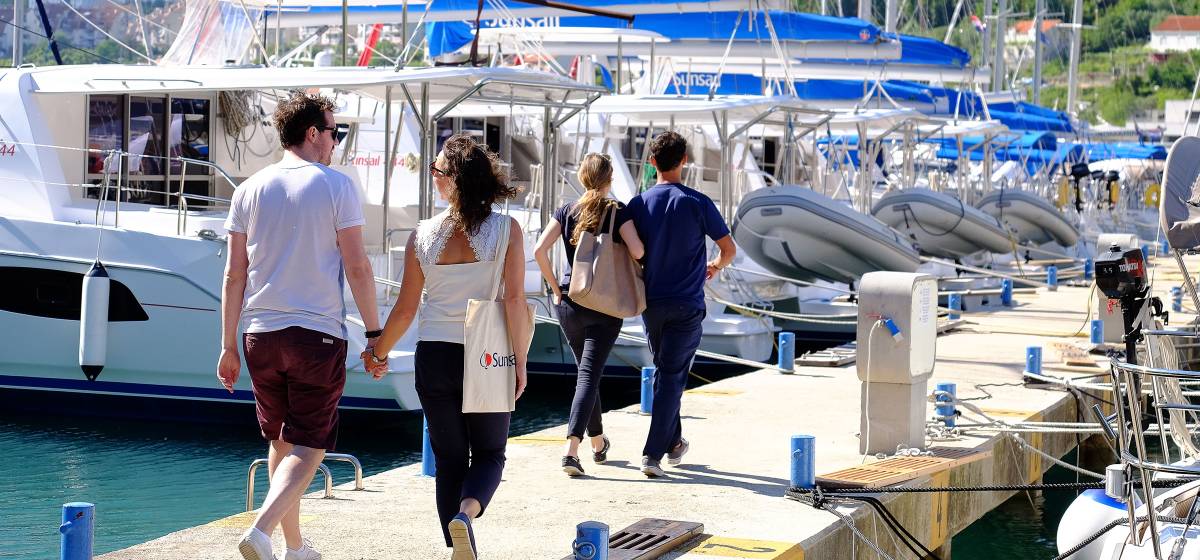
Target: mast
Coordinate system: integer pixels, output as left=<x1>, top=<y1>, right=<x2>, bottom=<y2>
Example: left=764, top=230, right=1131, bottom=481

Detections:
left=11, top=0, right=23, bottom=66
left=340, top=0, right=348, bottom=65
left=1066, top=0, right=1083, bottom=115
left=858, top=0, right=872, bottom=24
left=1033, top=0, right=1043, bottom=103
left=993, top=0, right=1007, bottom=92
left=885, top=0, right=898, bottom=33
left=983, top=0, right=992, bottom=92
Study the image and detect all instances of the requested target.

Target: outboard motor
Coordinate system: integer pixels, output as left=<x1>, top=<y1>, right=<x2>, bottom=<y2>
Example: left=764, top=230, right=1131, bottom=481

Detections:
left=1095, top=243, right=1160, bottom=364
left=1104, top=170, right=1121, bottom=210
left=1070, top=162, right=1092, bottom=213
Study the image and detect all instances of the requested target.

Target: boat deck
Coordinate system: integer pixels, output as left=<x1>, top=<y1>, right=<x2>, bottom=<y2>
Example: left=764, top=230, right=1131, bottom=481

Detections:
left=99, top=258, right=1193, bottom=560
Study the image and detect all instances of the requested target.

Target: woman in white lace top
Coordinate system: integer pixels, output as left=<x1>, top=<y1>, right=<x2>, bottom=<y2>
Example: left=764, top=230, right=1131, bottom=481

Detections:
left=369, top=134, right=528, bottom=560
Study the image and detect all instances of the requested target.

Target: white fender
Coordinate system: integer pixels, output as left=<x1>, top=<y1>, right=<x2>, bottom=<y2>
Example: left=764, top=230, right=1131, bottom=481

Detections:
left=79, top=261, right=110, bottom=381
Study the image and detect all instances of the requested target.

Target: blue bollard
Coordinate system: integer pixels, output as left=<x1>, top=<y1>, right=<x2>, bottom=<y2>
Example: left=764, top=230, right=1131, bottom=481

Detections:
left=935, top=382, right=957, bottom=428
left=1001, top=279, right=1014, bottom=307
left=1084, top=258, right=1094, bottom=280
left=1090, top=319, right=1103, bottom=345
left=421, top=416, right=436, bottom=477
left=790, top=435, right=816, bottom=489
left=60, top=502, right=94, bottom=560
left=1162, top=239, right=1171, bottom=254
left=1046, top=266, right=1058, bottom=291
left=1173, top=287, right=1183, bottom=313
left=572, top=521, right=610, bottom=560
left=777, top=332, right=795, bottom=373
left=640, top=367, right=655, bottom=415
left=1142, top=244, right=1151, bottom=260
left=1026, top=346, right=1043, bottom=375
left=948, top=293, right=962, bottom=320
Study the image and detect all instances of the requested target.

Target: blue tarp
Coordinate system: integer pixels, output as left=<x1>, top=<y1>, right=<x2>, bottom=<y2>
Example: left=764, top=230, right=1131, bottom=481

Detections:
left=1081, top=142, right=1168, bottom=161
left=925, top=87, right=1074, bottom=133
left=662, top=74, right=940, bottom=101
left=801, top=33, right=970, bottom=68
left=427, top=10, right=883, bottom=57
left=931, top=134, right=1081, bottom=175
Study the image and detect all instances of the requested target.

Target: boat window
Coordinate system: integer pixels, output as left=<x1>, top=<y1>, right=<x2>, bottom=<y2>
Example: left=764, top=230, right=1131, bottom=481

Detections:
left=128, top=96, right=168, bottom=204
left=0, top=267, right=149, bottom=322
left=87, top=95, right=124, bottom=176
left=85, top=94, right=213, bottom=208
left=169, top=98, right=211, bottom=175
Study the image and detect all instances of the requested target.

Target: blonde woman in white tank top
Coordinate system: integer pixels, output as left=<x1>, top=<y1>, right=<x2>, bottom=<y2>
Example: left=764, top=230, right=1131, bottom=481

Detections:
left=369, top=135, right=528, bottom=560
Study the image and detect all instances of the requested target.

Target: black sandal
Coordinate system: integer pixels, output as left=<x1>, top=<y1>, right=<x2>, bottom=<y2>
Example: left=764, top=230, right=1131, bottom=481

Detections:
left=592, top=436, right=611, bottom=464
left=562, top=455, right=585, bottom=477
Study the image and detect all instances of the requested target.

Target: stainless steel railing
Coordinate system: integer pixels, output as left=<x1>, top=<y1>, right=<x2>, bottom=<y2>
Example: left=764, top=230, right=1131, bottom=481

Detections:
left=245, top=452, right=364, bottom=512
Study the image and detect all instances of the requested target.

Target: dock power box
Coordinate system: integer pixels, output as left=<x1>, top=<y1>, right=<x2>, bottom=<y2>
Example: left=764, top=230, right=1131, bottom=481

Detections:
left=856, top=272, right=938, bottom=455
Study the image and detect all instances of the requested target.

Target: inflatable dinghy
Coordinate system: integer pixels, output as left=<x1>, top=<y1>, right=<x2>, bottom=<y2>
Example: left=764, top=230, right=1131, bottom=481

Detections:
left=734, top=186, right=921, bottom=284
left=872, top=188, right=1013, bottom=258
left=977, top=189, right=1079, bottom=247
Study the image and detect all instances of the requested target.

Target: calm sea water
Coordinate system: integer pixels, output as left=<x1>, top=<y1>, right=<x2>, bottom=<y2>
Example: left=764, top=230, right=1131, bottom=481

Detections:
left=0, top=377, right=641, bottom=558
left=2, top=373, right=1090, bottom=559
left=953, top=450, right=1091, bottom=559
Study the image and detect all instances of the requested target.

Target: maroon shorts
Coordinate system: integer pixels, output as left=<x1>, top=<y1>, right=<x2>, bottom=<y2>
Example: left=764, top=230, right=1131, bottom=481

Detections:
left=242, top=326, right=348, bottom=451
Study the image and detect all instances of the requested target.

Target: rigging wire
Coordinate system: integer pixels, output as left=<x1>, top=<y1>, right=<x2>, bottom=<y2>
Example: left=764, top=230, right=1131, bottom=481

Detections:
left=0, top=17, right=120, bottom=63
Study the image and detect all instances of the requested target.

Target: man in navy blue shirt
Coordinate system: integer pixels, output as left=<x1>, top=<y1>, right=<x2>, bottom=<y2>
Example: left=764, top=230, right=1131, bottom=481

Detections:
left=626, top=131, right=736, bottom=477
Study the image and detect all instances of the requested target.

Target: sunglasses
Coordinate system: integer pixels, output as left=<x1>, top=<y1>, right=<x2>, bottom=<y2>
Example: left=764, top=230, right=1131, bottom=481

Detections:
left=429, top=162, right=450, bottom=177
left=315, top=124, right=348, bottom=143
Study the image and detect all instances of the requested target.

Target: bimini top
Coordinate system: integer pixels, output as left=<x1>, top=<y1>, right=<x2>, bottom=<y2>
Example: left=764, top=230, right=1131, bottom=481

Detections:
left=16, top=64, right=606, bottom=113
left=1161, top=136, right=1200, bottom=251
left=582, top=95, right=827, bottom=128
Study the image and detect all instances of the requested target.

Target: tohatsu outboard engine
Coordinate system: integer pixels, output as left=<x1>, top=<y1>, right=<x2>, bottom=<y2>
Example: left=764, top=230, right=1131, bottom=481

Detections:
left=1094, top=243, right=1161, bottom=364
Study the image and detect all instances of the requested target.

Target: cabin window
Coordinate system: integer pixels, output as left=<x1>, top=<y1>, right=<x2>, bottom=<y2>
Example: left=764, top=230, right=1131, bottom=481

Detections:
left=87, top=95, right=124, bottom=176
left=85, top=94, right=213, bottom=208
left=0, top=267, right=149, bottom=322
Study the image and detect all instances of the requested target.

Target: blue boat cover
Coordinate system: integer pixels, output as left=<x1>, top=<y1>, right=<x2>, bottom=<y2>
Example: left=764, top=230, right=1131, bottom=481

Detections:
left=427, top=10, right=883, bottom=57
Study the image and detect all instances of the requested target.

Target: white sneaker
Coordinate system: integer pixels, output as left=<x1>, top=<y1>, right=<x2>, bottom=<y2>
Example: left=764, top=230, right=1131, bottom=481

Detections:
left=238, top=528, right=276, bottom=560
left=667, top=438, right=690, bottom=466
left=284, top=538, right=321, bottom=560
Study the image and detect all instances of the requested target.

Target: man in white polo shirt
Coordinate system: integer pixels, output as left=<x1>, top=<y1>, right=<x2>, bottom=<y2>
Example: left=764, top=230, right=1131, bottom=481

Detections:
left=217, top=92, right=382, bottom=560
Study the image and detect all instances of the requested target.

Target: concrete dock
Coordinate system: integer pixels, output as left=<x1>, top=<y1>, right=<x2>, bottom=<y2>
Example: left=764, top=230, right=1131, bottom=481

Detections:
left=100, top=263, right=1194, bottom=560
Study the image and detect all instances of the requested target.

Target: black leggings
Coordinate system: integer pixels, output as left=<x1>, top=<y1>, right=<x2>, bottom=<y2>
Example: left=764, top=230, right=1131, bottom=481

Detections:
left=555, top=295, right=623, bottom=442
left=415, top=341, right=510, bottom=548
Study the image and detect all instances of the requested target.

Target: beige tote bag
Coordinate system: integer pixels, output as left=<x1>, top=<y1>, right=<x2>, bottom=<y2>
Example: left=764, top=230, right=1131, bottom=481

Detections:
left=567, top=205, right=646, bottom=318
left=462, top=215, right=534, bottom=413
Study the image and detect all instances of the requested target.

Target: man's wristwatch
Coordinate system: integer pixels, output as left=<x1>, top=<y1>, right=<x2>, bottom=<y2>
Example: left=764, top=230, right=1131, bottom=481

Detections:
left=365, top=329, right=383, bottom=339
left=367, top=348, right=387, bottom=365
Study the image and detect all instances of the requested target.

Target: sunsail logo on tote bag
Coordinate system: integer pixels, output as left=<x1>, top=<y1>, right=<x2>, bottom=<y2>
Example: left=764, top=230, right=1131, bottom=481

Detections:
left=479, top=351, right=518, bottom=369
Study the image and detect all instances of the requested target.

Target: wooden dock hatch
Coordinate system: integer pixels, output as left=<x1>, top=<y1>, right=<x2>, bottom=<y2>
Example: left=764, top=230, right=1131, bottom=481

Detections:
left=815, top=447, right=990, bottom=489
left=559, top=518, right=704, bottom=560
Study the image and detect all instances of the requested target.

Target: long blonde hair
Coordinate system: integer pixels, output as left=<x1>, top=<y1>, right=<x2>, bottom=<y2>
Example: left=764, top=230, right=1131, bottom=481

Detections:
left=570, top=153, right=615, bottom=246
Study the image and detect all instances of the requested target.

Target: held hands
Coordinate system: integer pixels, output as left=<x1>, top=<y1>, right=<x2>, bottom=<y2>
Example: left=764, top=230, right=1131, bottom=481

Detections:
left=216, top=348, right=240, bottom=393
left=362, top=337, right=389, bottom=380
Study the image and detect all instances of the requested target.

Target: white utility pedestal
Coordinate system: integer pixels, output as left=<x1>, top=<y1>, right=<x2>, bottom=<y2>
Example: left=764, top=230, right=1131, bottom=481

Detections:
left=857, top=272, right=938, bottom=455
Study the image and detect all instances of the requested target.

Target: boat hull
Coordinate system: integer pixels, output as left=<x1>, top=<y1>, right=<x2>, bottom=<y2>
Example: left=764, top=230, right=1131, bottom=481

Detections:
left=873, top=188, right=1013, bottom=258
left=733, top=185, right=922, bottom=284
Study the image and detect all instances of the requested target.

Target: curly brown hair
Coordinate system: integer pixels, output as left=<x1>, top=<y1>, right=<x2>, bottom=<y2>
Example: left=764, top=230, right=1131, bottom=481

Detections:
left=649, top=130, right=689, bottom=172
left=441, top=133, right=517, bottom=236
left=272, top=91, right=336, bottom=148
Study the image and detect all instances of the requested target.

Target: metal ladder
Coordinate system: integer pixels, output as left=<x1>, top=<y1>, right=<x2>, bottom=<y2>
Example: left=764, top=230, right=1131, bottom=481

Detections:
left=245, top=453, right=365, bottom=512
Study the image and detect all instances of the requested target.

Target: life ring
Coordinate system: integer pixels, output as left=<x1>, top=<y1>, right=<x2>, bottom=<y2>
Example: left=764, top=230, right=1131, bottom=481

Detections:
left=1145, top=183, right=1161, bottom=208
